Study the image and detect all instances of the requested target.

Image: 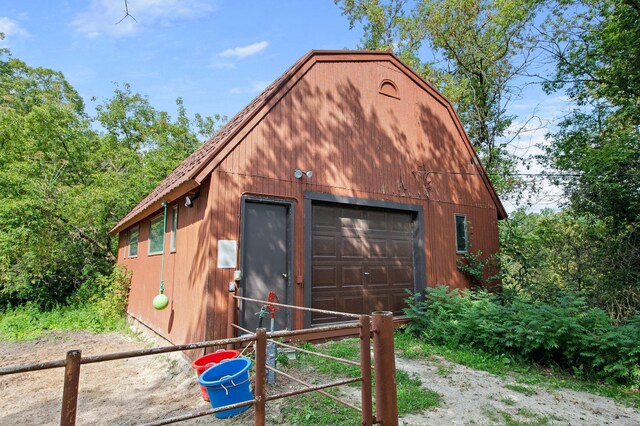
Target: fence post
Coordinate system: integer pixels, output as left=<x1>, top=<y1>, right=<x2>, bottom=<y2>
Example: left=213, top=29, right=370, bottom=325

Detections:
left=60, top=350, right=81, bottom=426
left=372, top=311, right=398, bottom=426
left=359, top=315, right=373, bottom=426
left=254, top=328, right=267, bottom=426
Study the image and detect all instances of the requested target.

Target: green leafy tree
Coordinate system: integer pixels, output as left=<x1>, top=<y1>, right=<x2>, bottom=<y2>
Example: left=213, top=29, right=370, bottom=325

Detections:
left=336, top=0, right=544, bottom=195
left=541, top=0, right=640, bottom=223
left=0, top=47, right=224, bottom=309
left=538, top=0, right=640, bottom=318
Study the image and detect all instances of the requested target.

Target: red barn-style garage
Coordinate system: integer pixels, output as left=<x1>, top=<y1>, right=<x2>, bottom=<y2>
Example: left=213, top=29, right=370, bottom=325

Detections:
left=111, top=50, right=507, bottom=347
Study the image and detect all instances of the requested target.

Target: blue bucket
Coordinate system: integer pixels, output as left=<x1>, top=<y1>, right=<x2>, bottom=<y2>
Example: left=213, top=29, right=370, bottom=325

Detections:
left=198, top=357, right=253, bottom=419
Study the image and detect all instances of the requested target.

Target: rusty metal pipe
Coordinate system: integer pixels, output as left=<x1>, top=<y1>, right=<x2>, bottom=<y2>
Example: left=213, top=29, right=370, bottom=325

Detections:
left=265, top=365, right=362, bottom=412
left=140, top=399, right=256, bottom=426
left=1, top=335, right=259, bottom=377
left=359, top=315, right=373, bottom=426
left=234, top=295, right=363, bottom=319
left=272, top=340, right=363, bottom=367
left=265, top=377, right=361, bottom=402
left=372, top=311, right=398, bottom=426
left=60, top=350, right=81, bottom=426
left=232, top=321, right=361, bottom=340
left=254, top=328, right=267, bottom=426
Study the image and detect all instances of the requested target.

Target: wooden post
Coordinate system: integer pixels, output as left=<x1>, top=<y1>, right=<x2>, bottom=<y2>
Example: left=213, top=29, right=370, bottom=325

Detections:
left=372, top=311, right=398, bottom=425
left=60, top=350, right=81, bottom=426
left=254, top=328, right=267, bottom=426
left=359, top=315, right=373, bottom=426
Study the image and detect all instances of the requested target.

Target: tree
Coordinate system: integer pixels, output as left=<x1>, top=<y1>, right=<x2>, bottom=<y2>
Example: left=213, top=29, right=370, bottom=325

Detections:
left=0, top=47, right=225, bottom=309
left=336, top=0, right=544, bottom=195
left=541, top=0, right=640, bottom=224
left=537, top=0, right=640, bottom=318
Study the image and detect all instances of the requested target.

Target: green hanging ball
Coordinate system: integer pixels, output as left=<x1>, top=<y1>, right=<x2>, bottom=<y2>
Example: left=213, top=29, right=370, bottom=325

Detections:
left=153, top=293, right=169, bottom=310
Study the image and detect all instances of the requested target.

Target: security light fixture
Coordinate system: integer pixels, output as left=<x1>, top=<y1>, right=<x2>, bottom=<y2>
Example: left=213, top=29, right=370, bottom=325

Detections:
left=294, top=168, right=313, bottom=179
left=184, top=192, right=200, bottom=208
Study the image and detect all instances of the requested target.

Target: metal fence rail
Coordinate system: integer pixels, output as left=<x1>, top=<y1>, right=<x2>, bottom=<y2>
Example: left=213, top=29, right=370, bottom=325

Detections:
left=0, top=298, right=398, bottom=426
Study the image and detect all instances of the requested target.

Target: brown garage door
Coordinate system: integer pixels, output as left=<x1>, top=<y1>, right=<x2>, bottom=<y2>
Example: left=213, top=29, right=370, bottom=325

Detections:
left=310, top=202, right=414, bottom=325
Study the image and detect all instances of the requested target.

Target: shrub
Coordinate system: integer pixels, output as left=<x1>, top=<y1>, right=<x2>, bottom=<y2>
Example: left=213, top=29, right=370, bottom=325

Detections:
left=405, top=286, right=640, bottom=385
left=90, top=265, right=132, bottom=322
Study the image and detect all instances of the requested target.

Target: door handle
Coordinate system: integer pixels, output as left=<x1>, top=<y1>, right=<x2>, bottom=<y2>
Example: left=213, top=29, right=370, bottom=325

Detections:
left=363, top=272, right=370, bottom=276
left=282, top=273, right=288, bottom=279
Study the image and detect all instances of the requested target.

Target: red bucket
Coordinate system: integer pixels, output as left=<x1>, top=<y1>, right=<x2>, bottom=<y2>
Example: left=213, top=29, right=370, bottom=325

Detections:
left=192, top=350, right=240, bottom=401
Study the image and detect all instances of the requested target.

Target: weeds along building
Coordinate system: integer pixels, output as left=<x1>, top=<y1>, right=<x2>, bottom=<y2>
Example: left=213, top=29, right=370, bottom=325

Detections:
left=111, top=50, right=507, bottom=347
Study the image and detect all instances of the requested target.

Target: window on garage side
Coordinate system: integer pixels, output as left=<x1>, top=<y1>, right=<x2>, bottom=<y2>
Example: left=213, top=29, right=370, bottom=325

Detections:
left=170, top=205, right=178, bottom=252
left=455, top=214, right=468, bottom=253
left=128, top=225, right=139, bottom=258
left=148, top=214, right=165, bottom=255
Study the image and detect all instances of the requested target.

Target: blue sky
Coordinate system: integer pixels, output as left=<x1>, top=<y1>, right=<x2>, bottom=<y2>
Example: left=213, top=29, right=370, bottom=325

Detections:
left=0, top=0, right=359, bottom=120
left=1, top=0, right=566, bottom=211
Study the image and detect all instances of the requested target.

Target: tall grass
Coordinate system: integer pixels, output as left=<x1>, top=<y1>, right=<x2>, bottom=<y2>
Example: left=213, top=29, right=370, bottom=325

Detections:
left=0, top=265, right=132, bottom=341
left=405, top=286, right=640, bottom=385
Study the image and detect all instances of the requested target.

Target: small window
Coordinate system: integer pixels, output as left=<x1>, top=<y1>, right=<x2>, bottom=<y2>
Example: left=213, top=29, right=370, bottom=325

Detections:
left=129, top=226, right=139, bottom=258
left=148, top=215, right=165, bottom=255
left=455, top=215, right=468, bottom=253
left=170, top=205, right=178, bottom=252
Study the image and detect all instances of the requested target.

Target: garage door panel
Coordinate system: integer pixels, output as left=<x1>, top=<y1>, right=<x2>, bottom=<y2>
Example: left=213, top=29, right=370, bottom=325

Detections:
left=312, top=296, right=339, bottom=325
left=389, top=239, right=412, bottom=259
left=313, top=235, right=337, bottom=258
left=390, top=266, right=413, bottom=286
left=342, top=296, right=365, bottom=315
left=312, top=266, right=337, bottom=289
left=370, top=294, right=392, bottom=312
left=368, top=211, right=387, bottom=230
left=341, top=236, right=365, bottom=258
left=368, top=266, right=388, bottom=286
left=368, top=238, right=387, bottom=258
left=342, top=266, right=364, bottom=288
left=313, top=206, right=338, bottom=229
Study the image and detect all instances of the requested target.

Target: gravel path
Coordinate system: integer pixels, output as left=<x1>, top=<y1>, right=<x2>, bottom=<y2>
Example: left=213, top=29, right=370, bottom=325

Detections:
left=1, top=331, right=638, bottom=425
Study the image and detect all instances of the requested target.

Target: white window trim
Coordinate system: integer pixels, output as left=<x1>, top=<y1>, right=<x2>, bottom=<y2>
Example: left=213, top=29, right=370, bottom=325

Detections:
left=128, top=225, right=139, bottom=258
left=455, top=214, right=468, bottom=254
left=170, top=205, right=178, bottom=253
left=148, top=214, right=165, bottom=256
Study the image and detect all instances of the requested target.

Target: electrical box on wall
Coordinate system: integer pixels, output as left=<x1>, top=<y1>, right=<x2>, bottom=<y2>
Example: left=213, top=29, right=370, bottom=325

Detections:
left=217, top=240, right=237, bottom=268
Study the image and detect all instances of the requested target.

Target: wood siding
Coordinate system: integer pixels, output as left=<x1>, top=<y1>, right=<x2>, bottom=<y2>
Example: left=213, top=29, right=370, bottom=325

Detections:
left=118, top=178, right=211, bottom=346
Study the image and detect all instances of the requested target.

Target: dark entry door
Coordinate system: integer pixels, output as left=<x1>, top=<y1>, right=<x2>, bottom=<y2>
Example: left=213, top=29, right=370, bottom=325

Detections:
left=241, top=200, right=291, bottom=332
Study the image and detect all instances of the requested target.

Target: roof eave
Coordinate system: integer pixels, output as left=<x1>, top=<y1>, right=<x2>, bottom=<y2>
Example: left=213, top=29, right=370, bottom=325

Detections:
left=109, top=179, right=200, bottom=235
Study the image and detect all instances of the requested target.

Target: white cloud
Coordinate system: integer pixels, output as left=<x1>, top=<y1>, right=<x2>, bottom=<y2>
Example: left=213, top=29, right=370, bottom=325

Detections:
left=71, top=0, right=215, bottom=38
left=209, top=61, right=235, bottom=70
left=0, top=17, right=29, bottom=44
left=220, top=41, right=268, bottom=59
left=228, top=80, right=270, bottom=95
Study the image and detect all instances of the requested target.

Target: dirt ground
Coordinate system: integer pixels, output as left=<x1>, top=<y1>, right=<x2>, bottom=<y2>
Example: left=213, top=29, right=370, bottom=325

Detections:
left=0, top=330, right=638, bottom=425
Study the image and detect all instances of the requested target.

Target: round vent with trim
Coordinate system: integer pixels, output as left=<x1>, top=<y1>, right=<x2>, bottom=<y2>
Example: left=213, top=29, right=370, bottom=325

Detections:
left=379, top=79, right=399, bottom=99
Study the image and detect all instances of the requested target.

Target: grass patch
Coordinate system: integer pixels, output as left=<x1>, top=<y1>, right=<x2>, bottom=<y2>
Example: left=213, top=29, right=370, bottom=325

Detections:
left=396, top=369, right=440, bottom=413
left=499, top=410, right=552, bottom=426
left=395, top=330, right=640, bottom=409
left=500, top=395, right=517, bottom=406
left=505, top=383, right=537, bottom=396
left=281, top=338, right=440, bottom=425
left=0, top=303, right=129, bottom=341
left=280, top=389, right=361, bottom=426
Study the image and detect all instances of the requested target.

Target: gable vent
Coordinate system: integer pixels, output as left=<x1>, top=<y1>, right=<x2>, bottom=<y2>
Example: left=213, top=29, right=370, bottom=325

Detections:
left=379, top=79, right=399, bottom=99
